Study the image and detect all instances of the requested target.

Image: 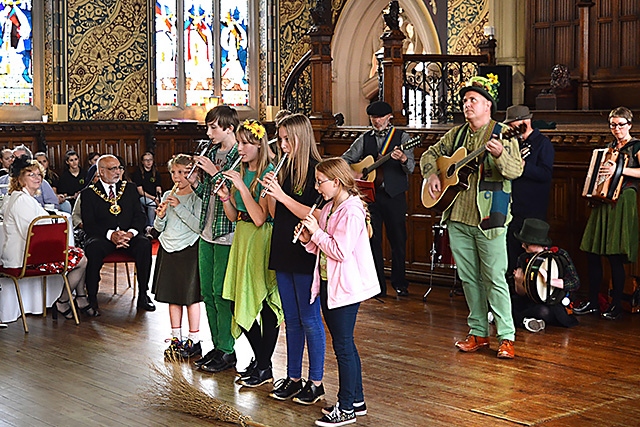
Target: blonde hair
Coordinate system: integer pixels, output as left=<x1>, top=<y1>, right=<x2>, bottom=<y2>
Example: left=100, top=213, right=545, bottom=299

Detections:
left=236, top=119, right=272, bottom=197
left=278, top=114, right=322, bottom=194
left=9, top=161, right=45, bottom=194
left=316, top=157, right=373, bottom=237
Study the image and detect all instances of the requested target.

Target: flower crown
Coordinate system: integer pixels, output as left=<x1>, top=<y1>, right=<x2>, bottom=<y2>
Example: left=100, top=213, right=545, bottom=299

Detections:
left=241, top=119, right=266, bottom=140
left=466, top=73, right=500, bottom=102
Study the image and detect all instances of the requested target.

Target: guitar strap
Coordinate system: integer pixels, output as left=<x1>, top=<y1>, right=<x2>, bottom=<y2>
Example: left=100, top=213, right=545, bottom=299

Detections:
left=379, top=127, right=396, bottom=156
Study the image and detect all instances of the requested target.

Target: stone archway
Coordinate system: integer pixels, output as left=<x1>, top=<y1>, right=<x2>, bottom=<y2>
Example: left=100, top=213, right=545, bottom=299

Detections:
left=332, top=1, right=440, bottom=125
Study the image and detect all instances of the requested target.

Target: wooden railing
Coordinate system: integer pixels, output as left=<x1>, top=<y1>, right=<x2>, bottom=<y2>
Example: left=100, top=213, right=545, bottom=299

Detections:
left=282, top=50, right=312, bottom=116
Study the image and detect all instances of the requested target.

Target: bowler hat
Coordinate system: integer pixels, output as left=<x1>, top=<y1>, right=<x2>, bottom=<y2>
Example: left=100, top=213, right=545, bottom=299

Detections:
left=459, top=83, right=497, bottom=115
left=504, top=105, right=533, bottom=124
left=514, top=218, right=552, bottom=246
left=366, top=101, right=392, bottom=117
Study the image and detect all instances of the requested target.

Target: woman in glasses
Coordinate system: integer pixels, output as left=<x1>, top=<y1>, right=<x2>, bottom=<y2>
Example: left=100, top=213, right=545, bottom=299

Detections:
left=576, top=106, right=640, bottom=320
left=1, top=155, right=90, bottom=319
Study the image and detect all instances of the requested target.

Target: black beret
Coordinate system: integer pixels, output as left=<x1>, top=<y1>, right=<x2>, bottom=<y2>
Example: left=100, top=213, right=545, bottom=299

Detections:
left=366, top=101, right=392, bottom=117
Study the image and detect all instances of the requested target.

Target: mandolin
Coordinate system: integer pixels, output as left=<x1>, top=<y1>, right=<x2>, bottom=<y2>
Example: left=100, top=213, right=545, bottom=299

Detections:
left=350, top=135, right=422, bottom=183
left=420, top=123, right=526, bottom=212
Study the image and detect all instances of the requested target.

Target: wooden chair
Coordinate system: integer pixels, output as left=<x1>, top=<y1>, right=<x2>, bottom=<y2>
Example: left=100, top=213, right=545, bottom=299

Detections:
left=0, top=215, right=79, bottom=332
left=102, top=251, right=137, bottom=297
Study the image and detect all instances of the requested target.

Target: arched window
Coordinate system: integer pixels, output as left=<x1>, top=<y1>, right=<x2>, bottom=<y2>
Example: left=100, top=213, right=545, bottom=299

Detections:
left=155, top=0, right=254, bottom=120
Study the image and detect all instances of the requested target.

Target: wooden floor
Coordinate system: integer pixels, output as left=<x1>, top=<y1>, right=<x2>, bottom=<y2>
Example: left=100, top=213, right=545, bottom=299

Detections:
left=2, top=267, right=640, bottom=427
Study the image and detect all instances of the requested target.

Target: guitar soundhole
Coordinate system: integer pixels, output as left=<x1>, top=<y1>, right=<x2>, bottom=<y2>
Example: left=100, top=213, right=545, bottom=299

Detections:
left=446, top=164, right=455, bottom=178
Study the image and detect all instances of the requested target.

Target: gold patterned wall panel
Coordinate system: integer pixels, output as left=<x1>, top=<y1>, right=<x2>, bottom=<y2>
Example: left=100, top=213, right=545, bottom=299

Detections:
left=66, top=0, right=149, bottom=121
left=447, top=0, right=488, bottom=54
left=278, top=1, right=311, bottom=98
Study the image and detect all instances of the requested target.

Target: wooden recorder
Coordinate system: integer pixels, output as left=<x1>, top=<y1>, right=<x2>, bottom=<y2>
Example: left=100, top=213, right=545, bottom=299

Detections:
left=582, top=147, right=628, bottom=203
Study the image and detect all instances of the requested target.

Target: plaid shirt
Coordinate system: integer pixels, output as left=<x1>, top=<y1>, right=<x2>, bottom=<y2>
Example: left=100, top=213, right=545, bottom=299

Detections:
left=193, top=143, right=239, bottom=239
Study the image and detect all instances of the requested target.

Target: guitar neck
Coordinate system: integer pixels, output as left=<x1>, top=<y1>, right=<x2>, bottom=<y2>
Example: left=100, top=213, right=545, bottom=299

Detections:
left=366, top=137, right=419, bottom=172
left=455, top=146, right=487, bottom=170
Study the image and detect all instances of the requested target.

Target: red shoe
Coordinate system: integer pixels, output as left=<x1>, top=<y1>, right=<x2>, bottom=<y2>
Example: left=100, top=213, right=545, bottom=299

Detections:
left=455, top=335, right=490, bottom=352
left=497, top=339, right=515, bottom=359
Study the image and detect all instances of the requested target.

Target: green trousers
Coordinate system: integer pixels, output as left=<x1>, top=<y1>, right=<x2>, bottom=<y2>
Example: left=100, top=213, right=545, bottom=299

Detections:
left=199, top=239, right=235, bottom=354
left=447, top=221, right=516, bottom=341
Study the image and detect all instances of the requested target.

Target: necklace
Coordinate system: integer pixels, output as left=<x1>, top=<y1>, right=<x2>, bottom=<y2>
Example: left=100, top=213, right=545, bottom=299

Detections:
left=91, top=181, right=127, bottom=215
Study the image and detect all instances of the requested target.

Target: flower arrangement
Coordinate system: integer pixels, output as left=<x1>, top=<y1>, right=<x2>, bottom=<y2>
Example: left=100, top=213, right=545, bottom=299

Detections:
left=242, top=119, right=266, bottom=140
left=465, top=73, right=500, bottom=103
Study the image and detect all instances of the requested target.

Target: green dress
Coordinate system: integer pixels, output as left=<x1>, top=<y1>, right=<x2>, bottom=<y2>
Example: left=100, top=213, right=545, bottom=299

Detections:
left=580, top=139, right=640, bottom=263
left=222, top=167, right=283, bottom=338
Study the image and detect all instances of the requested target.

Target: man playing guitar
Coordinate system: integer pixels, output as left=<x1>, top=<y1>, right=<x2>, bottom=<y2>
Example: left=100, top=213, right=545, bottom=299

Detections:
left=420, top=76, right=523, bottom=359
left=342, top=101, right=415, bottom=297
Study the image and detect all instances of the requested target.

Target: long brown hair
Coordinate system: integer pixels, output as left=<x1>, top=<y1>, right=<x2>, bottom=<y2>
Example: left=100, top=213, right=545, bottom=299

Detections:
left=236, top=119, right=272, bottom=197
left=278, top=114, right=322, bottom=194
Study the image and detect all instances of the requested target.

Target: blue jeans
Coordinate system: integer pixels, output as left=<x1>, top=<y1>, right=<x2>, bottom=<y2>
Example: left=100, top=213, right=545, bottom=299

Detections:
left=320, top=280, right=363, bottom=412
left=140, top=196, right=157, bottom=227
left=276, top=271, right=325, bottom=382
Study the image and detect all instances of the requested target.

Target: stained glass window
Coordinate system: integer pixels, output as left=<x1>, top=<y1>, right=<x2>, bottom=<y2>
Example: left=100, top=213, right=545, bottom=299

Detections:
left=156, top=1, right=178, bottom=106
left=220, top=0, right=248, bottom=106
left=184, top=0, right=213, bottom=106
left=155, top=0, right=250, bottom=110
left=0, top=1, right=33, bottom=105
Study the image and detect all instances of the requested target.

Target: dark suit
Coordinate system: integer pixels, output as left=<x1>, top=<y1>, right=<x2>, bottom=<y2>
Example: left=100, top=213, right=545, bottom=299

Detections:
left=81, top=180, right=152, bottom=308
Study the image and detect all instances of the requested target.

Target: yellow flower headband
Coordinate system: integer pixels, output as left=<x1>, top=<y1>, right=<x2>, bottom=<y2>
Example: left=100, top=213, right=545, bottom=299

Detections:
left=242, top=119, right=266, bottom=140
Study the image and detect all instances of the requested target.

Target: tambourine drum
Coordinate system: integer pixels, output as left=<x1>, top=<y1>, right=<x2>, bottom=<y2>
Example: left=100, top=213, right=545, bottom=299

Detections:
left=432, top=224, right=455, bottom=267
left=524, top=250, right=564, bottom=305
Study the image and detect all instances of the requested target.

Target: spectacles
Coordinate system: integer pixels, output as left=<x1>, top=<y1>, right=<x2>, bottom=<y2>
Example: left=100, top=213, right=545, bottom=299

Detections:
left=102, top=166, right=125, bottom=171
left=26, top=172, right=43, bottom=178
left=315, top=178, right=331, bottom=187
left=609, top=122, right=629, bottom=128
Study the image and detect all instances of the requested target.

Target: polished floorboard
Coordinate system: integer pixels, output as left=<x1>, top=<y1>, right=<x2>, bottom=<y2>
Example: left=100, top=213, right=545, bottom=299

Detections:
left=1, top=266, right=640, bottom=427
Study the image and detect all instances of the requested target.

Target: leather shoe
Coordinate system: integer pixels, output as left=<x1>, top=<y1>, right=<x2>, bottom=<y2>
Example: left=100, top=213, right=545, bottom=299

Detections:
left=200, top=351, right=237, bottom=373
left=136, top=294, right=156, bottom=312
left=602, top=305, right=622, bottom=320
left=497, top=339, right=515, bottom=359
left=195, top=349, right=223, bottom=368
left=238, top=366, right=273, bottom=387
left=455, top=335, right=489, bottom=352
left=395, top=288, right=409, bottom=297
left=573, top=301, right=599, bottom=315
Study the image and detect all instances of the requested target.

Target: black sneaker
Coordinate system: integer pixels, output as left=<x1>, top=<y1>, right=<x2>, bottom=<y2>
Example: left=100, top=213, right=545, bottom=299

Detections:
left=292, top=381, right=325, bottom=405
left=179, top=339, right=202, bottom=359
left=238, top=366, right=273, bottom=387
left=323, top=402, right=367, bottom=417
left=269, top=377, right=303, bottom=400
left=163, top=337, right=183, bottom=361
left=200, top=351, right=237, bottom=373
left=194, top=349, right=223, bottom=368
left=236, top=358, right=258, bottom=379
left=315, top=405, right=356, bottom=426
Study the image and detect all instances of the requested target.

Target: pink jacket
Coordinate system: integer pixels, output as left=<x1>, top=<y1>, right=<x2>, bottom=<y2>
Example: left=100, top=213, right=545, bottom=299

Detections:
left=304, top=195, right=380, bottom=309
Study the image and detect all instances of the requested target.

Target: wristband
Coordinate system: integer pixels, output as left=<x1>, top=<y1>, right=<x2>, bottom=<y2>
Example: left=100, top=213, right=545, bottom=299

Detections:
left=220, top=195, right=231, bottom=203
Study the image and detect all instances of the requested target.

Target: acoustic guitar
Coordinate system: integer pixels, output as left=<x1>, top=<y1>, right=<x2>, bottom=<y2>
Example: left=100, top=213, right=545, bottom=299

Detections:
left=350, top=135, right=422, bottom=183
left=420, top=123, right=526, bottom=212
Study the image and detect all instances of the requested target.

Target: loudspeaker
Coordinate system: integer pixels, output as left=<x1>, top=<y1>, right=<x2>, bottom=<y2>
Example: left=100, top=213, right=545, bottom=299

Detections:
left=479, top=65, right=512, bottom=111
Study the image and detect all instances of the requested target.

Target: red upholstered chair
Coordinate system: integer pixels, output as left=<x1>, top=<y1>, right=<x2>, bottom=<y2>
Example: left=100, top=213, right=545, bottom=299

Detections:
left=0, top=215, right=79, bottom=332
left=102, top=251, right=137, bottom=297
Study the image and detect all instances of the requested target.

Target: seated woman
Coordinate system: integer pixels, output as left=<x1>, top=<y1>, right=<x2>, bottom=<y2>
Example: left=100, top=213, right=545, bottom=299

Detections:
left=512, top=218, right=580, bottom=332
left=0, top=155, right=95, bottom=318
left=55, top=150, right=85, bottom=209
left=132, top=152, right=162, bottom=236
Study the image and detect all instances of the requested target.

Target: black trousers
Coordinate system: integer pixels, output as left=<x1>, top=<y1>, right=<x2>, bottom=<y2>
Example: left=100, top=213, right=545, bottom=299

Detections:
left=84, top=234, right=152, bottom=308
left=369, top=189, right=408, bottom=294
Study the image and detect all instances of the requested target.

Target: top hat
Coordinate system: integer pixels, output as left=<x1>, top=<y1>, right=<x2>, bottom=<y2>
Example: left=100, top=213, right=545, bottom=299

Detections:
left=514, top=218, right=552, bottom=246
left=504, top=105, right=533, bottom=124
left=459, top=75, right=499, bottom=115
left=366, top=101, right=393, bottom=117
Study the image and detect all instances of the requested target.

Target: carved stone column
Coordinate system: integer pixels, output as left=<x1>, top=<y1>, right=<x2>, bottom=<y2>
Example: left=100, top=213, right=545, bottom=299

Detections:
left=307, top=0, right=335, bottom=142
left=577, top=0, right=595, bottom=110
left=380, top=2, right=407, bottom=125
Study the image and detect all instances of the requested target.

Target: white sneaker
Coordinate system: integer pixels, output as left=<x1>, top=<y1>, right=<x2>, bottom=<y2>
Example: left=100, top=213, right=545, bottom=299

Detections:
left=487, top=312, right=494, bottom=324
left=523, top=318, right=545, bottom=333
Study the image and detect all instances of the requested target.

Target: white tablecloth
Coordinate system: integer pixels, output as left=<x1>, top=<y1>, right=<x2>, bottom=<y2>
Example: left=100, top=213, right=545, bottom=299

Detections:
left=0, top=213, right=73, bottom=323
